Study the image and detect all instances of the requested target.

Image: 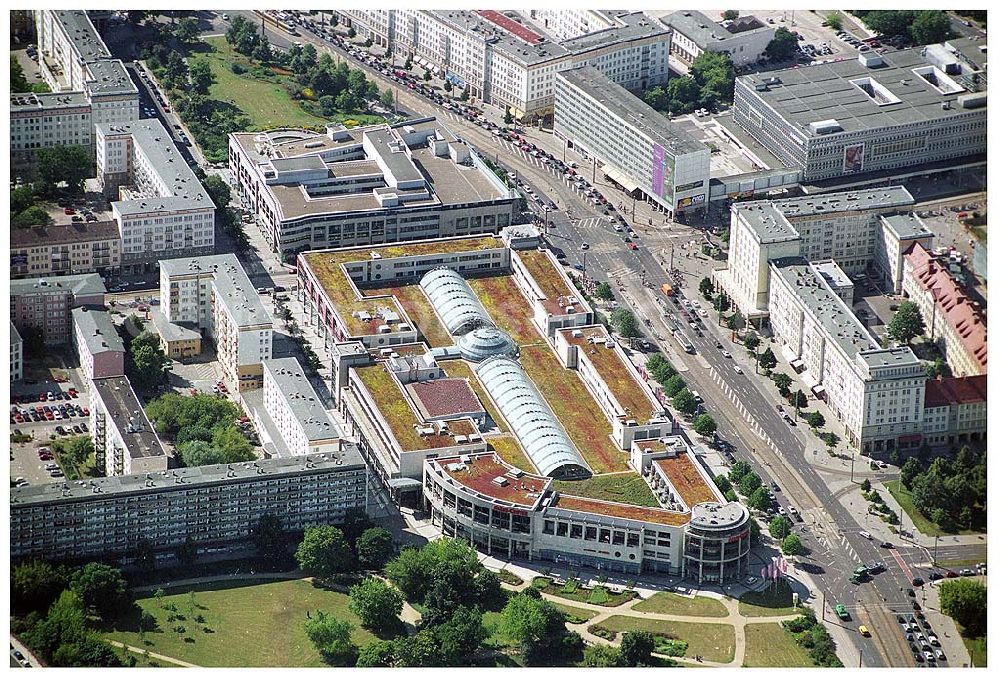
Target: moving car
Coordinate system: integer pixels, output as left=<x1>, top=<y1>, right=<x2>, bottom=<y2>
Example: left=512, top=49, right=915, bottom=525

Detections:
left=859, top=625, right=871, bottom=637
left=835, top=604, right=850, bottom=620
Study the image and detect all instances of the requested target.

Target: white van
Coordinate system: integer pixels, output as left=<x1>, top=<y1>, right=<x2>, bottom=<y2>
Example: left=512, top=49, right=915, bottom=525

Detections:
left=859, top=530, right=872, bottom=540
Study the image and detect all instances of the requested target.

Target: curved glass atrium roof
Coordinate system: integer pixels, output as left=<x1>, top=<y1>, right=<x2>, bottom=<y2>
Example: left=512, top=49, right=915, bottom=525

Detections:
left=458, top=326, right=518, bottom=362
left=420, top=267, right=494, bottom=336
left=475, top=357, right=590, bottom=478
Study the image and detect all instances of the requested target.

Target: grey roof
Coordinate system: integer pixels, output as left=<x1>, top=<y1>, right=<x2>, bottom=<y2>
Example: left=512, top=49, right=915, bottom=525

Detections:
left=475, top=356, right=590, bottom=478
left=558, top=66, right=707, bottom=157
left=11, top=273, right=107, bottom=298
left=857, top=346, right=921, bottom=369
left=149, top=307, right=201, bottom=343
left=10, top=220, right=119, bottom=248
left=366, top=128, right=424, bottom=185
left=86, top=59, right=138, bottom=96
left=732, top=202, right=800, bottom=243
left=774, top=186, right=914, bottom=218
left=10, top=448, right=365, bottom=507
left=420, top=267, right=494, bottom=336
left=770, top=257, right=879, bottom=361
left=160, top=254, right=271, bottom=329
left=10, top=91, right=90, bottom=110
left=560, top=11, right=671, bottom=53
left=11, top=322, right=22, bottom=347
left=881, top=213, right=932, bottom=241
left=811, top=260, right=853, bottom=290
left=270, top=156, right=328, bottom=173
left=737, top=37, right=988, bottom=136
left=263, top=358, right=341, bottom=442
left=662, top=10, right=770, bottom=48
left=92, top=376, right=166, bottom=460
left=53, top=10, right=111, bottom=62
left=72, top=307, right=125, bottom=355
left=99, top=119, right=214, bottom=216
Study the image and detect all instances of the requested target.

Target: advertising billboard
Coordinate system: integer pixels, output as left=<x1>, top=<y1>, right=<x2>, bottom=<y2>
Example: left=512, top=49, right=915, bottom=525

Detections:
left=11, top=253, right=27, bottom=266
left=843, top=142, right=865, bottom=173
left=651, top=143, right=675, bottom=200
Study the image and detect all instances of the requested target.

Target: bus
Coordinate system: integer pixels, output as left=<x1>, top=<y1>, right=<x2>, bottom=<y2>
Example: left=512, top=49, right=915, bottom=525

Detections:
left=660, top=282, right=674, bottom=297
left=673, top=329, right=695, bottom=354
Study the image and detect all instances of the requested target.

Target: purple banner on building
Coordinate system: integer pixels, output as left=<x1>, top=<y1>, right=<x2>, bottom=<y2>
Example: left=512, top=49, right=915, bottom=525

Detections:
left=651, top=143, right=665, bottom=198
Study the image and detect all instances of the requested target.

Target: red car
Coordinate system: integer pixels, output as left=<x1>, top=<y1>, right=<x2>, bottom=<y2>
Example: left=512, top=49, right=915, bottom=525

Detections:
left=45, top=411, right=54, bottom=420
left=81, top=407, right=89, bottom=416
left=38, top=393, right=47, bottom=402
left=627, top=242, right=638, bottom=250
left=64, top=207, right=75, bottom=215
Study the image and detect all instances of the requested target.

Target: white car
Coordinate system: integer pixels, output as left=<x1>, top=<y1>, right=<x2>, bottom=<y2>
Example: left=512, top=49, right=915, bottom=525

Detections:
left=934, top=649, right=946, bottom=661
left=722, top=350, right=732, bottom=359
left=734, top=365, right=743, bottom=374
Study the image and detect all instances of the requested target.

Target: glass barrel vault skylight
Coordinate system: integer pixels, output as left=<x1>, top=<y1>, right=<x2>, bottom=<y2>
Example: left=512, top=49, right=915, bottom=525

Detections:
left=420, top=267, right=494, bottom=336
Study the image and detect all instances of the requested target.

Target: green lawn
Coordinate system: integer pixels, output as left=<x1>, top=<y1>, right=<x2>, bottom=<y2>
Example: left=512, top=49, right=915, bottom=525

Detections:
left=531, top=577, right=637, bottom=607
left=962, top=634, right=987, bottom=667
left=885, top=480, right=980, bottom=537
left=738, top=579, right=799, bottom=618
left=742, top=623, right=813, bottom=667
left=188, top=37, right=382, bottom=131
left=101, top=578, right=383, bottom=667
left=550, top=602, right=599, bottom=624
left=633, top=592, right=729, bottom=618
left=552, top=473, right=659, bottom=508
left=593, top=616, right=735, bottom=664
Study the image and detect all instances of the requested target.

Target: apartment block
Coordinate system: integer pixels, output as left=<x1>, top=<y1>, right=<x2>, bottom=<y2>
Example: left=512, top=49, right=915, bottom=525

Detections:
left=11, top=323, right=24, bottom=382
left=10, top=450, right=368, bottom=563
left=229, top=118, right=517, bottom=258
left=11, top=273, right=107, bottom=346
left=11, top=221, right=121, bottom=279
left=159, top=255, right=272, bottom=391
left=554, top=66, right=710, bottom=217
left=256, top=358, right=342, bottom=457
left=662, top=11, right=775, bottom=67
left=90, top=376, right=168, bottom=477
left=733, top=38, right=987, bottom=182
left=902, top=243, right=987, bottom=376
left=922, top=375, right=987, bottom=448
left=71, top=307, right=125, bottom=382
left=97, top=119, right=215, bottom=275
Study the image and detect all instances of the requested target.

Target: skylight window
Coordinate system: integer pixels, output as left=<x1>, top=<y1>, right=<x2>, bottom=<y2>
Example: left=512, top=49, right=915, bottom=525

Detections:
left=849, top=77, right=902, bottom=106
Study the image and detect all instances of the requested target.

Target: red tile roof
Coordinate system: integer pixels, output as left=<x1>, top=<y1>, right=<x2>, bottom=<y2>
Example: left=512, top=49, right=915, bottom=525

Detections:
left=905, top=243, right=987, bottom=372
left=476, top=10, right=543, bottom=44
left=924, top=375, right=987, bottom=409
left=407, top=378, right=484, bottom=418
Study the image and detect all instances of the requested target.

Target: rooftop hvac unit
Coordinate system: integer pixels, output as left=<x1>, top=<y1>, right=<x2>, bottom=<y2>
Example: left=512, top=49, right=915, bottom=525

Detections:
left=491, top=476, right=509, bottom=487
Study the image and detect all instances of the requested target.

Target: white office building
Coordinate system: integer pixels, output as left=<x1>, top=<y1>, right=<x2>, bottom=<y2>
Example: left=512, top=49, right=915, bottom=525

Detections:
left=555, top=65, right=710, bottom=217
left=662, top=11, right=775, bottom=68
left=97, top=120, right=216, bottom=275
left=160, top=255, right=272, bottom=392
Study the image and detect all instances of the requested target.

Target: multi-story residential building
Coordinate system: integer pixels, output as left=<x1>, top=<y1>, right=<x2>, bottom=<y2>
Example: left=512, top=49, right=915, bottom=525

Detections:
left=160, top=255, right=272, bottom=391
left=149, top=307, right=202, bottom=360
left=662, top=11, right=775, bottom=68
left=554, top=66, right=710, bottom=217
left=339, top=10, right=671, bottom=119
left=15, top=10, right=139, bottom=168
left=902, top=243, right=987, bottom=376
left=922, top=375, right=987, bottom=448
left=229, top=118, right=518, bottom=258
left=90, top=376, right=168, bottom=477
left=733, top=38, right=987, bottom=182
left=529, top=10, right=617, bottom=41
left=254, top=358, right=342, bottom=457
left=97, top=119, right=216, bottom=275
left=11, top=273, right=106, bottom=346
left=10, top=450, right=368, bottom=563
left=11, top=323, right=24, bottom=383
left=768, top=257, right=925, bottom=454
left=11, top=220, right=121, bottom=279
left=71, top=307, right=125, bottom=383
left=714, top=186, right=921, bottom=321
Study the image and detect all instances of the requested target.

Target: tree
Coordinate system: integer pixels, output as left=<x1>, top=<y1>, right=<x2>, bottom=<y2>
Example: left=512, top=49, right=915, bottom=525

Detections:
left=764, top=27, right=799, bottom=62
left=497, top=593, right=565, bottom=664
left=595, top=281, right=614, bottom=301
left=404, top=56, right=413, bottom=70
left=175, top=16, right=200, bottom=44
left=714, top=294, right=731, bottom=313
left=861, top=478, right=872, bottom=492
left=743, top=332, right=760, bottom=352
left=610, top=308, right=639, bottom=338
left=791, top=390, right=808, bottom=410
left=725, top=489, right=738, bottom=502
left=384, top=539, right=481, bottom=602
left=356, top=639, right=395, bottom=667
left=722, top=10, right=740, bottom=21
left=504, top=107, right=513, bottom=125
left=304, top=612, right=357, bottom=664
left=769, top=515, right=792, bottom=540
left=70, top=563, right=129, bottom=618
left=938, top=579, right=986, bottom=636
left=750, top=518, right=761, bottom=545
left=690, top=50, right=735, bottom=105
left=461, top=87, right=470, bottom=101
left=188, top=60, right=215, bottom=95
left=129, top=337, right=168, bottom=390
left=301, top=44, right=318, bottom=70
left=672, top=388, right=698, bottom=416
left=422, top=70, right=431, bottom=82
left=714, top=474, right=732, bottom=494
left=421, top=558, right=480, bottom=626
left=642, top=85, right=668, bottom=111
left=757, top=347, right=777, bottom=372
left=666, top=75, right=700, bottom=114
left=739, top=471, right=762, bottom=495
left=782, top=534, right=804, bottom=556
left=773, top=372, right=792, bottom=396
left=910, top=10, right=953, bottom=46
left=887, top=301, right=925, bottom=344
left=620, top=630, right=655, bottom=666
left=129, top=537, right=157, bottom=574
left=824, top=12, right=843, bottom=31
left=296, top=526, right=354, bottom=577
left=252, top=513, right=286, bottom=561
left=748, top=487, right=771, bottom=511
left=699, top=276, right=715, bottom=299
left=663, top=374, right=686, bottom=397
left=443, top=79, right=453, bottom=93
left=348, top=27, right=357, bottom=39
left=380, top=88, right=395, bottom=109
left=729, top=460, right=753, bottom=483
left=646, top=354, right=676, bottom=385
left=435, top=605, right=486, bottom=665
left=175, top=535, right=198, bottom=567
left=37, top=145, right=92, bottom=194
left=10, top=185, right=36, bottom=214
left=12, top=55, right=31, bottom=92
left=24, top=589, right=87, bottom=660
left=349, top=578, right=403, bottom=633
left=176, top=440, right=225, bottom=466
left=693, top=413, right=717, bottom=437
left=175, top=424, right=213, bottom=446
left=474, top=569, right=506, bottom=611
left=584, top=644, right=624, bottom=667
left=12, top=560, right=71, bottom=615
left=12, top=206, right=53, bottom=227
left=252, top=35, right=273, bottom=64
left=356, top=527, right=394, bottom=569
left=806, top=410, right=826, bottom=429
left=392, top=629, right=441, bottom=667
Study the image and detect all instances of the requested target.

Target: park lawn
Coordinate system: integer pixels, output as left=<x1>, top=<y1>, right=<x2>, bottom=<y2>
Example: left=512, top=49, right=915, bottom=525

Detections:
left=632, top=592, right=729, bottom=618
left=962, top=634, right=987, bottom=667
left=593, top=616, right=736, bottom=664
left=532, top=577, right=637, bottom=607
left=550, top=602, right=600, bottom=624
left=552, top=472, right=658, bottom=508
left=884, top=480, right=980, bottom=536
left=742, top=623, right=813, bottom=667
left=738, top=579, right=799, bottom=618
left=101, top=578, right=380, bottom=667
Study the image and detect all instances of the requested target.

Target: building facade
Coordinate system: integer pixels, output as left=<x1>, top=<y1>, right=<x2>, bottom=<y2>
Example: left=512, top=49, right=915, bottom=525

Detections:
left=11, top=221, right=121, bottom=280
left=97, top=120, right=215, bottom=275
left=554, top=66, right=710, bottom=217
left=11, top=273, right=106, bottom=346
left=921, top=376, right=986, bottom=448
left=10, top=451, right=368, bottom=563
left=259, top=358, right=342, bottom=457
left=733, top=39, right=987, bottom=182
left=72, top=307, right=125, bottom=382
left=90, top=376, right=168, bottom=477
left=11, top=323, right=24, bottom=382
left=160, top=255, right=273, bottom=391
left=662, top=11, right=775, bottom=67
